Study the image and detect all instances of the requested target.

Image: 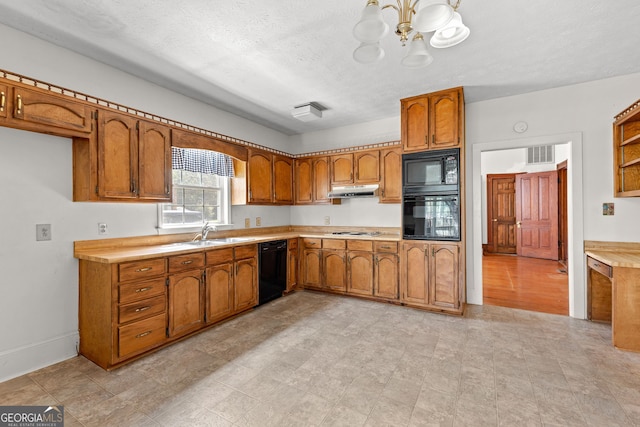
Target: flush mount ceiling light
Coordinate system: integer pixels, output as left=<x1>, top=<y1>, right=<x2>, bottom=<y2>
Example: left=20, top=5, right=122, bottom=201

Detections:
left=291, top=103, right=324, bottom=122
left=353, top=0, right=470, bottom=68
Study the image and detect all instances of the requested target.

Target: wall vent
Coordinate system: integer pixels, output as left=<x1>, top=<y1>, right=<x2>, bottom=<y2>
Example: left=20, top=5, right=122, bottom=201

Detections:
left=527, top=145, right=554, bottom=165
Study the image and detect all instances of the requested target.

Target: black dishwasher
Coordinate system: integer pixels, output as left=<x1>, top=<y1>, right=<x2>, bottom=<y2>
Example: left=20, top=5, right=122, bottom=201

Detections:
left=258, top=240, right=287, bottom=305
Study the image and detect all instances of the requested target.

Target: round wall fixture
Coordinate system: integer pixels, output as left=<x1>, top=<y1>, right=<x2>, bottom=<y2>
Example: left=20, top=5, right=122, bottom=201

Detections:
left=513, top=121, right=528, bottom=133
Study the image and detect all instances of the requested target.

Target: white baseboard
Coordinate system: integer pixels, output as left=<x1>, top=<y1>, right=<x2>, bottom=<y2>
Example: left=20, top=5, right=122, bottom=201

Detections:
left=0, top=332, right=79, bottom=382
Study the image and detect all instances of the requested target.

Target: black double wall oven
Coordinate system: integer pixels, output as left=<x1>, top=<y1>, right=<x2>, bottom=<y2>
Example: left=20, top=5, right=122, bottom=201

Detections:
left=402, top=148, right=461, bottom=241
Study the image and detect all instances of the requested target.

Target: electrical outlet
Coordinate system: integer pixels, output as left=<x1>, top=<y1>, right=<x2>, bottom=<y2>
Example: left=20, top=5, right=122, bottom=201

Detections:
left=36, top=224, right=52, bottom=241
left=244, top=218, right=250, bottom=228
left=324, top=216, right=331, bottom=225
left=256, top=217, right=262, bottom=227
left=98, top=223, right=108, bottom=235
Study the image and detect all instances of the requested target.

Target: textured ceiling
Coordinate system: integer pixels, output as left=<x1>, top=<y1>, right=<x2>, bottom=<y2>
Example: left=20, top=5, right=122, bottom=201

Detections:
left=1, top=0, right=640, bottom=135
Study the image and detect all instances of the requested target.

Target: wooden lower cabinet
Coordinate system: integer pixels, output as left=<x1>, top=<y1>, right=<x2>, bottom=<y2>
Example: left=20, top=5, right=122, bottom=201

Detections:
left=347, top=251, right=374, bottom=295
left=287, top=238, right=299, bottom=292
left=78, top=244, right=259, bottom=370
left=401, top=241, right=462, bottom=313
left=323, top=250, right=347, bottom=291
left=374, top=252, right=399, bottom=299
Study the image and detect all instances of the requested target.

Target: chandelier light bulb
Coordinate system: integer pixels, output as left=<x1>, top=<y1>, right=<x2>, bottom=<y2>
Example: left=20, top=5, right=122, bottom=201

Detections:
left=401, top=34, right=434, bottom=68
left=353, top=2, right=389, bottom=43
left=413, top=0, right=454, bottom=33
left=353, top=42, right=385, bottom=64
left=430, top=12, right=470, bottom=48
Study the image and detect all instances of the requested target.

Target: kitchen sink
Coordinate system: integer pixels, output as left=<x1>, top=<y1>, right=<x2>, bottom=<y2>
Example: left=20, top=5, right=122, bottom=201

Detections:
left=210, top=237, right=255, bottom=243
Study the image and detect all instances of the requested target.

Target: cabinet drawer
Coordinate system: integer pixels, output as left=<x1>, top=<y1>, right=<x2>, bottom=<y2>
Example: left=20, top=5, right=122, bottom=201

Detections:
left=119, top=277, right=166, bottom=303
left=323, top=239, right=346, bottom=250
left=119, top=258, right=166, bottom=282
left=169, top=253, right=205, bottom=273
left=374, top=241, right=398, bottom=253
left=303, top=238, right=321, bottom=249
left=347, top=240, right=373, bottom=252
left=235, top=244, right=257, bottom=260
left=206, top=248, right=234, bottom=266
left=118, top=313, right=167, bottom=358
left=119, top=294, right=166, bottom=324
left=587, top=257, right=612, bottom=278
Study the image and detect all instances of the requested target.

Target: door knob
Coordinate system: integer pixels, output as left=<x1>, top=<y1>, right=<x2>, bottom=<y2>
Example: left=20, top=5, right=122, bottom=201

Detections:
left=516, top=221, right=522, bottom=228
left=492, top=219, right=498, bottom=222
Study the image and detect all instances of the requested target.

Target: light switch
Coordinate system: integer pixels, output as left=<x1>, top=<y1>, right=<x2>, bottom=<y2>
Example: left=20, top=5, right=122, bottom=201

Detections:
left=36, top=224, right=52, bottom=241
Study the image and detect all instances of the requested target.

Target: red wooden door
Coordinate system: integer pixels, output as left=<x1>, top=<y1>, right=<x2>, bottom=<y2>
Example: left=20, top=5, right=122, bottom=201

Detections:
left=487, top=174, right=517, bottom=254
left=515, top=171, right=559, bottom=260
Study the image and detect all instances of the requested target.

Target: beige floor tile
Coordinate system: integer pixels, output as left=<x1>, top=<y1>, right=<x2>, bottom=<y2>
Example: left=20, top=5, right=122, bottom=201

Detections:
left=2, top=293, right=640, bottom=427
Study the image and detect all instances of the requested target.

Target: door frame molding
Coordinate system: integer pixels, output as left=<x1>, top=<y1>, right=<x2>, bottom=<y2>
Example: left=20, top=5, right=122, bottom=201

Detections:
left=469, top=133, right=585, bottom=318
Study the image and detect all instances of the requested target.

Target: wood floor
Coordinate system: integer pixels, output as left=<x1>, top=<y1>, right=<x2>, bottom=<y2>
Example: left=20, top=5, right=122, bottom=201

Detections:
left=483, top=253, right=569, bottom=315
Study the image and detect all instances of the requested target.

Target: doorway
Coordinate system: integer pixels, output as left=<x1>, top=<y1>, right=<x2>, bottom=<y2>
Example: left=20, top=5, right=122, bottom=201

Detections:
left=470, top=133, right=585, bottom=319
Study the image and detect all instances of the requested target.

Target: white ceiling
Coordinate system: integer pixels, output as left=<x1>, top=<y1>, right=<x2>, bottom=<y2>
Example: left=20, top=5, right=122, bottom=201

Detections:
left=1, top=0, right=640, bottom=136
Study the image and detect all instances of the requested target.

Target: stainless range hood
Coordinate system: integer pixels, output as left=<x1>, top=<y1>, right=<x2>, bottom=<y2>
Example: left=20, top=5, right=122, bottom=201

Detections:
left=328, top=184, right=379, bottom=199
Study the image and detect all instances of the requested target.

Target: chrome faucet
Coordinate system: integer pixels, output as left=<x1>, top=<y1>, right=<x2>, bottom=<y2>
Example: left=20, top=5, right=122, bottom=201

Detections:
left=201, top=221, right=217, bottom=240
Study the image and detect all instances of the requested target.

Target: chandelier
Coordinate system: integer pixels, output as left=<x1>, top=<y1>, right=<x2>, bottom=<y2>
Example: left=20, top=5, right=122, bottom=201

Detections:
left=353, top=0, right=470, bottom=68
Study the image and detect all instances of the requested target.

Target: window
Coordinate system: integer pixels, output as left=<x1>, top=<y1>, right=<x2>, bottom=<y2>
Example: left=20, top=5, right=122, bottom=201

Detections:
left=158, top=148, right=234, bottom=229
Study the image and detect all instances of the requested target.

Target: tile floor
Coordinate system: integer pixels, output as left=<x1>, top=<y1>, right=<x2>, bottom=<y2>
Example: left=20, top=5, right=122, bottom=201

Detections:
left=1, top=291, right=639, bottom=426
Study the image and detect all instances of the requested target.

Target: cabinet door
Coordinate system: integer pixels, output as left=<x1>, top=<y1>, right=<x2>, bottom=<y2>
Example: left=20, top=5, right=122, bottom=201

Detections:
left=168, top=269, right=204, bottom=337
left=331, top=154, right=354, bottom=185
left=273, top=155, right=293, bottom=204
left=138, top=120, right=172, bottom=201
left=12, top=86, right=92, bottom=134
left=303, top=249, right=322, bottom=288
left=287, top=245, right=299, bottom=292
left=97, top=110, right=138, bottom=199
left=430, top=91, right=460, bottom=149
left=401, top=242, right=429, bottom=306
left=347, top=251, right=374, bottom=296
left=323, top=250, right=347, bottom=291
left=354, top=151, right=380, bottom=184
left=205, top=263, right=234, bottom=324
left=429, top=244, right=460, bottom=308
left=380, top=148, right=402, bottom=203
left=374, top=253, right=399, bottom=299
left=295, top=158, right=313, bottom=204
left=0, top=84, right=7, bottom=119
left=402, top=97, right=429, bottom=152
left=234, top=257, right=258, bottom=312
left=313, top=157, right=331, bottom=203
left=247, top=150, right=273, bottom=203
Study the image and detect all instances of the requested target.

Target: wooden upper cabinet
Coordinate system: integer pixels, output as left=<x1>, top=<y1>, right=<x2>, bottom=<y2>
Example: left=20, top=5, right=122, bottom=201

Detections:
left=294, top=158, right=313, bottom=204
left=354, top=150, right=380, bottom=184
left=614, top=99, right=640, bottom=197
left=0, top=84, right=7, bottom=119
left=402, top=97, right=429, bottom=152
left=97, top=110, right=172, bottom=201
left=138, top=120, right=172, bottom=201
left=430, top=91, right=460, bottom=149
left=313, top=157, right=331, bottom=203
left=401, top=87, right=463, bottom=152
left=331, top=154, right=354, bottom=185
left=247, top=150, right=273, bottom=203
left=380, top=148, right=401, bottom=203
left=98, top=110, right=138, bottom=199
left=273, top=155, right=293, bottom=204
left=10, top=87, right=93, bottom=135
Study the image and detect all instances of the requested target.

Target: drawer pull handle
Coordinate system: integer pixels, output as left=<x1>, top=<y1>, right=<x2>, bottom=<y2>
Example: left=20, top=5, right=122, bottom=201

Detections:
left=0, top=91, right=5, bottom=112
left=135, top=306, right=151, bottom=313
left=136, top=331, right=152, bottom=338
left=593, top=262, right=600, bottom=268
left=181, top=260, right=193, bottom=265
left=16, top=94, right=22, bottom=115
left=135, top=267, right=152, bottom=272
left=135, top=287, right=152, bottom=293
left=308, top=242, right=317, bottom=246
left=380, top=245, right=391, bottom=249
